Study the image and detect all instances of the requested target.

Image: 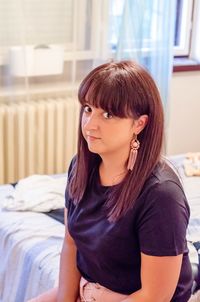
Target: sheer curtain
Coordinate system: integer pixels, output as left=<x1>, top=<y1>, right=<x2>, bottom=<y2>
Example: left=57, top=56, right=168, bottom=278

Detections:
left=112, top=0, right=176, bottom=107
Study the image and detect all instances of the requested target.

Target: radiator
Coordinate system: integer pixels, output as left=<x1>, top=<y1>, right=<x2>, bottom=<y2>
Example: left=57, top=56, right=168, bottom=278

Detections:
left=0, top=97, right=80, bottom=184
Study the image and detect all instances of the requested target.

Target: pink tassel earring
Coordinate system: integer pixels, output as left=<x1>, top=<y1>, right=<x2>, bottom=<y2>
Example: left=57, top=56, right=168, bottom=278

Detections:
left=127, top=135, right=140, bottom=171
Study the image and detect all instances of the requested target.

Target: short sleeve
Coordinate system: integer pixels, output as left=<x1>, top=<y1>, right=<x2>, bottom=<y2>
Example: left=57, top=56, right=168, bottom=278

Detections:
left=65, top=186, right=70, bottom=209
left=137, top=181, right=190, bottom=256
left=65, top=156, right=76, bottom=209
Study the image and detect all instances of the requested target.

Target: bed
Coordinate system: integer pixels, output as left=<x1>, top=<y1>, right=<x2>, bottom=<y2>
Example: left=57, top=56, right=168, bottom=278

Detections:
left=0, top=154, right=200, bottom=302
left=0, top=177, right=66, bottom=302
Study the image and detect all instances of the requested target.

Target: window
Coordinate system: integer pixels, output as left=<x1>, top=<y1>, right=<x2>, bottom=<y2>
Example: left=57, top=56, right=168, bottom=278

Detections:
left=0, top=0, right=105, bottom=65
left=109, top=0, right=195, bottom=57
left=109, top=0, right=125, bottom=51
left=0, top=0, right=108, bottom=98
left=174, top=0, right=194, bottom=56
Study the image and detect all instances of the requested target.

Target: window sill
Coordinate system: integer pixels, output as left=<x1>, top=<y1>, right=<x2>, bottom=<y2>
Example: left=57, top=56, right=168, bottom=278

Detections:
left=173, top=57, right=200, bottom=72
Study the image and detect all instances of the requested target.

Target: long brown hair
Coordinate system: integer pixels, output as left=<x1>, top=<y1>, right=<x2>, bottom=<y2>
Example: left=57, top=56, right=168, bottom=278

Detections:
left=69, top=60, right=164, bottom=221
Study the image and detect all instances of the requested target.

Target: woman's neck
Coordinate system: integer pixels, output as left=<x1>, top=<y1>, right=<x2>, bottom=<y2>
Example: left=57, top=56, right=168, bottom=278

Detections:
left=99, top=155, right=128, bottom=186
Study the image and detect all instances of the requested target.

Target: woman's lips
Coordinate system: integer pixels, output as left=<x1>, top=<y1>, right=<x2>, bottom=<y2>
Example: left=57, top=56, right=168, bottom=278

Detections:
left=87, top=135, right=100, bottom=141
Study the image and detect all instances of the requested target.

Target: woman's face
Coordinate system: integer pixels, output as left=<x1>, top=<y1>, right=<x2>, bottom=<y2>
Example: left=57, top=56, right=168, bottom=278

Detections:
left=81, top=104, right=136, bottom=157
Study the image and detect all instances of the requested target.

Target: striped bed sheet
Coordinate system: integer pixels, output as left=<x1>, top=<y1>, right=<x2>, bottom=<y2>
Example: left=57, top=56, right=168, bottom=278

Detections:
left=0, top=185, right=64, bottom=302
left=168, top=154, right=200, bottom=243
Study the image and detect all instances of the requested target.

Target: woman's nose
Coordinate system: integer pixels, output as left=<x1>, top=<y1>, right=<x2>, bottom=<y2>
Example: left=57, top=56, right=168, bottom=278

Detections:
left=83, top=114, right=99, bottom=131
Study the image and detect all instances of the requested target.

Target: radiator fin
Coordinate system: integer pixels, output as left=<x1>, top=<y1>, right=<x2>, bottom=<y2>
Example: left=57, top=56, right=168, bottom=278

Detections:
left=0, top=98, right=79, bottom=184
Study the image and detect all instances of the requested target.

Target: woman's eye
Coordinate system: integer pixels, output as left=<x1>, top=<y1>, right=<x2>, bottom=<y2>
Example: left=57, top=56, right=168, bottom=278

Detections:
left=103, top=112, right=113, bottom=119
left=83, top=105, right=92, bottom=113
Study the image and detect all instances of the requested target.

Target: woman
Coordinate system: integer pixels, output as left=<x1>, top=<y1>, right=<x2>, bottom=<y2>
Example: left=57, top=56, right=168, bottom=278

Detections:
left=28, top=60, right=192, bottom=302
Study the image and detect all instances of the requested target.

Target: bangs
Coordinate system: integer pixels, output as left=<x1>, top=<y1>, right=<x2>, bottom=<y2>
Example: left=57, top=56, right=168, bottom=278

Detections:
left=78, top=72, right=135, bottom=118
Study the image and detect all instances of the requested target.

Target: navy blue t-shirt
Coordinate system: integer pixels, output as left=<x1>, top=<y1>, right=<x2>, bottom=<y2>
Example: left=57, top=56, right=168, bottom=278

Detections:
left=65, top=158, right=192, bottom=301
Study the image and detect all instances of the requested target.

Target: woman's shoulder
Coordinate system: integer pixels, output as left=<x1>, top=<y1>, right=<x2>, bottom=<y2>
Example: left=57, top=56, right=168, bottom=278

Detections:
left=140, top=160, right=189, bottom=212
left=148, top=159, right=182, bottom=189
left=140, top=159, right=188, bottom=205
left=134, top=160, right=191, bottom=235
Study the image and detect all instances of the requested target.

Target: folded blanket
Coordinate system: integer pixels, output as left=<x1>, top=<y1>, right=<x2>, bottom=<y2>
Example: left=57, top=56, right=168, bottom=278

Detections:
left=2, top=174, right=67, bottom=212
left=184, top=153, right=200, bottom=177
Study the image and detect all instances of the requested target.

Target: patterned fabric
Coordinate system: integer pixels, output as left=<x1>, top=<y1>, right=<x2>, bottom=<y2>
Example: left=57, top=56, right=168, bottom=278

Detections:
left=0, top=202, right=64, bottom=302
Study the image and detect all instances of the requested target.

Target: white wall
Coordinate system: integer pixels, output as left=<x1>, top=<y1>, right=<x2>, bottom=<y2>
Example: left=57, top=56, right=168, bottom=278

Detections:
left=166, top=71, right=200, bottom=155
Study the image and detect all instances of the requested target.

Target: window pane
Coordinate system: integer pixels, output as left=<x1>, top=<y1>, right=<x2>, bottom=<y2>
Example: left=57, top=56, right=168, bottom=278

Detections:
left=109, top=0, right=125, bottom=50
left=174, top=0, right=183, bottom=46
left=174, top=0, right=193, bottom=56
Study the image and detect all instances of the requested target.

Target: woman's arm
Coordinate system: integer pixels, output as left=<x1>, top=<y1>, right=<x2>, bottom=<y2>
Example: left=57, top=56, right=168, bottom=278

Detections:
left=122, top=252, right=183, bottom=302
left=57, top=208, right=81, bottom=302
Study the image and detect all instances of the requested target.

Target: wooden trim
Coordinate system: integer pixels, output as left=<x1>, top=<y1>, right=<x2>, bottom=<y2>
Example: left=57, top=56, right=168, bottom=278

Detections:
left=173, top=64, right=200, bottom=72
left=173, top=57, right=200, bottom=72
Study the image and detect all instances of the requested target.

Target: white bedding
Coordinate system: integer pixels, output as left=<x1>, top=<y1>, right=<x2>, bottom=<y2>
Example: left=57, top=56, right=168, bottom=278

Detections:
left=2, top=174, right=67, bottom=212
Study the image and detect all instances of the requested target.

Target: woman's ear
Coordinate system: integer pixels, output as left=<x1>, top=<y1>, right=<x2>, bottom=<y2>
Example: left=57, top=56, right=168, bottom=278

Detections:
left=135, top=115, right=148, bottom=134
